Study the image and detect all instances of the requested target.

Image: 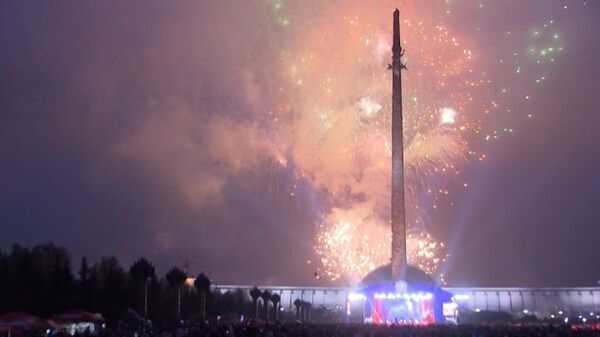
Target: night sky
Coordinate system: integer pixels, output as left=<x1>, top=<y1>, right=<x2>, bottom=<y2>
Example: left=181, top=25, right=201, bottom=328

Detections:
left=1, top=0, right=599, bottom=287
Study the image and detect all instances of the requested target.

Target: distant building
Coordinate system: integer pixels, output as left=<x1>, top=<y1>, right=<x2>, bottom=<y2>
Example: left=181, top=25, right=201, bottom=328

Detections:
left=205, top=283, right=600, bottom=321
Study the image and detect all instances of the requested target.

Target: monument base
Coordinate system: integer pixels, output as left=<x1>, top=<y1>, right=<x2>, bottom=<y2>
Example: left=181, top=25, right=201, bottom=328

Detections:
left=346, top=264, right=455, bottom=324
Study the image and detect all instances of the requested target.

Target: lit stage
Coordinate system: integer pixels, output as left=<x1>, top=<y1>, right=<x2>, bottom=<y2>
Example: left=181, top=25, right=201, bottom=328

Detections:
left=345, top=264, right=454, bottom=324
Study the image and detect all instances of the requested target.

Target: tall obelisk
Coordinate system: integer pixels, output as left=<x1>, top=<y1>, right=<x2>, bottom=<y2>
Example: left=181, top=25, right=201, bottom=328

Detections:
left=391, top=8, right=407, bottom=281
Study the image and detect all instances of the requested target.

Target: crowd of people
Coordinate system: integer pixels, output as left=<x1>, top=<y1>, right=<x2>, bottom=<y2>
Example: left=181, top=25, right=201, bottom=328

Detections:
left=75, top=321, right=599, bottom=337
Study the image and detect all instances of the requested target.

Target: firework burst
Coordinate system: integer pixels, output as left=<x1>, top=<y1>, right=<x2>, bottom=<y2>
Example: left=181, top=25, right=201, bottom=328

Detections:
left=264, top=0, right=566, bottom=284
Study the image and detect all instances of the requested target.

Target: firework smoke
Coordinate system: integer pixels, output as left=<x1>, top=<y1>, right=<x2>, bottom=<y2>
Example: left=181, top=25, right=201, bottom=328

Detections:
left=262, top=0, right=564, bottom=283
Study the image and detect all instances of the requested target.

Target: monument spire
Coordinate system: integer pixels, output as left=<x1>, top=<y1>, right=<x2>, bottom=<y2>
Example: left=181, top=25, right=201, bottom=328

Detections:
left=390, top=8, right=407, bottom=281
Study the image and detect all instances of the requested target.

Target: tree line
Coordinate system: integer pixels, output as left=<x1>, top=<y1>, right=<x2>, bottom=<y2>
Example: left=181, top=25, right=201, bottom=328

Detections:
left=0, top=243, right=312, bottom=328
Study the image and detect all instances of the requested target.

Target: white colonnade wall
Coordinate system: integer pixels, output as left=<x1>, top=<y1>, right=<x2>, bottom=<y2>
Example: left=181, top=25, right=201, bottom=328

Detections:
left=209, top=285, right=600, bottom=318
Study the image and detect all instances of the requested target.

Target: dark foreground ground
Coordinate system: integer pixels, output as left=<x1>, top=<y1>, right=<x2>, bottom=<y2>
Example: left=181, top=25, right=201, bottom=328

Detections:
left=45, top=322, right=599, bottom=337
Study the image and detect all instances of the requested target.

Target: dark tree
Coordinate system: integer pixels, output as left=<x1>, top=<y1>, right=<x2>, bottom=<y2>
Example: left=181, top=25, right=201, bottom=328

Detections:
left=194, top=273, right=211, bottom=321
left=129, top=258, right=155, bottom=317
left=79, top=256, right=90, bottom=281
left=30, top=243, right=76, bottom=316
left=304, top=301, right=312, bottom=321
left=78, top=256, right=94, bottom=310
left=6, top=245, right=34, bottom=311
left=261, top=290, right=271, bottom=321
left=212, top=289, right=247, bottom=317
left=91, top=256, right=127, bottom=323
left=0, top=244, right=74, bottom=315
left=271, top=293, right=281, bottom=321
left=0, top=249, right=7, bottom=312
left=249, top=286, right=262, bottom=318
left=293, top=298, right=302, bottom=320
left=165, top=267, right=187, bottom=320
left=147, top=277, right=169, bottom=328
left=0, top=243, right=265, bottom=329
